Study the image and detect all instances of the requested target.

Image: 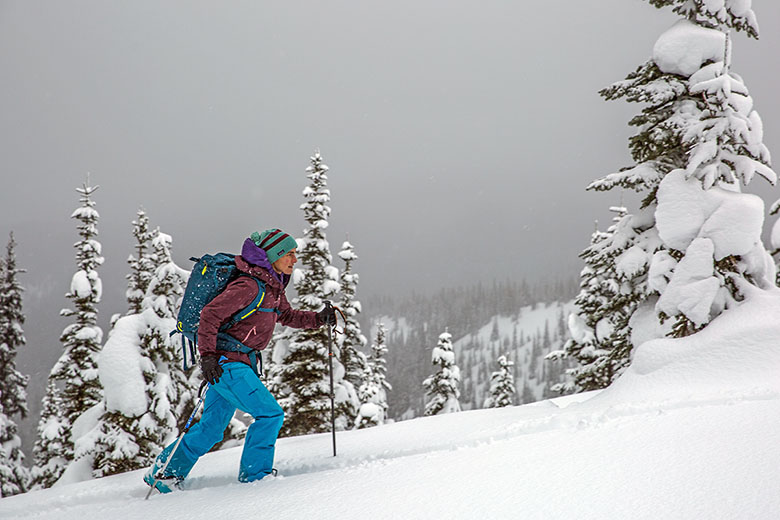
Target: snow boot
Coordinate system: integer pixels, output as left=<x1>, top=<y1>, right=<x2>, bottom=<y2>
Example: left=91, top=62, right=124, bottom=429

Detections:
left=143, top=446, right=186, bottom=494
left=143, top=469, right=183, bottom=494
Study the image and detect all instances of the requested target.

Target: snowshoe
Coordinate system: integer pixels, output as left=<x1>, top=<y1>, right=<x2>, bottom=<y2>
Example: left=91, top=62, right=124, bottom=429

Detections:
left=143, top=459, right=183, bottom=494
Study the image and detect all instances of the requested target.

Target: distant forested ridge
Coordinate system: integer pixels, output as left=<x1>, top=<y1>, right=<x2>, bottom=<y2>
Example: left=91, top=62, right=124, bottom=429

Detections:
left=362, top=278, right=578, bottom=420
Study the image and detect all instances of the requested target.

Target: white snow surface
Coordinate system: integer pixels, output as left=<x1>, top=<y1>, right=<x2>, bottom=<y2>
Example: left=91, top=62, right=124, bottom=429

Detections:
left=5, top=290, right=780, bottom=519
left=651, top=169, right=772, bottom=325
left=69, top=269, right=102, bottom=301
left=653, top=19, right=726, bottom=77
left=655, top=169, right=764, bottom=260
left=99, top=314, right=148, bottom=416
left=655, top=238, right=723, bottom=326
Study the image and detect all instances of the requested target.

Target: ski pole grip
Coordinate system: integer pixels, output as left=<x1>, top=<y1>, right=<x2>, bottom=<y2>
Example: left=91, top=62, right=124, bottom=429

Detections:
left=323, top=300, right=335, bottom=325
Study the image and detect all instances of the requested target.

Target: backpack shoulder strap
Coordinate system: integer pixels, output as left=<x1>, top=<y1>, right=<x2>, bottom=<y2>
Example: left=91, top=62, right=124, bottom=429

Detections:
left=218, top=275, right=280, bottom=333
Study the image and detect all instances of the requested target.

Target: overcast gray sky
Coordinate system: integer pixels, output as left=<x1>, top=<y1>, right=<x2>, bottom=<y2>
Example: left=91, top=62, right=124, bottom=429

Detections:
left=1, top=1, right=779, bottom=387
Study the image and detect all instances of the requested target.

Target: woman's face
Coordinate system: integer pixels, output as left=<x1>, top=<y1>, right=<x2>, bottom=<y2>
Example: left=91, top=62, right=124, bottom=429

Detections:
left=272, top=248, right=297, bottom=275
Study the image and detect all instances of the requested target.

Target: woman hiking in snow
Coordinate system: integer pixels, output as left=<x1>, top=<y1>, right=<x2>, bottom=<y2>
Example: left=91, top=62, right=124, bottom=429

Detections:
left=144, top=229, right=335, bottom=493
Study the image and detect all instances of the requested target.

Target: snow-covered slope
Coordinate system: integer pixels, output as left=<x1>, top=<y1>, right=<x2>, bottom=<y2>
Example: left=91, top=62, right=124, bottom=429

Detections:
left=4, top=290, right=780, bottom=519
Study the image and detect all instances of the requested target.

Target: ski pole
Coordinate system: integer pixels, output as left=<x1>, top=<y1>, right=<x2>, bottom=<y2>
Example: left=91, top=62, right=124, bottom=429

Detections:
left=324, top=300, right=337, bottom=457
left=145, top=381, right=209, bottom=499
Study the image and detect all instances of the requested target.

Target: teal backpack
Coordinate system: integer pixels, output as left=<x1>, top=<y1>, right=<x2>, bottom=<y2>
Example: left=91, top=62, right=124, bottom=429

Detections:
left=172, top=253, right=279, bottom=374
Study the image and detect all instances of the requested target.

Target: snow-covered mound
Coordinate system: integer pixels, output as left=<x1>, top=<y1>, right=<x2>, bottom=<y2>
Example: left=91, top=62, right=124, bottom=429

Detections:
left=591, top=286, right=780, bottom=409
left=3, top=291, right=780, bottom=519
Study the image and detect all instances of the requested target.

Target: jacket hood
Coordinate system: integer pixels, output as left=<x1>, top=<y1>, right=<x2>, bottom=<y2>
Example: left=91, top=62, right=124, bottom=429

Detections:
left=238, top=238, right=290, bottom=287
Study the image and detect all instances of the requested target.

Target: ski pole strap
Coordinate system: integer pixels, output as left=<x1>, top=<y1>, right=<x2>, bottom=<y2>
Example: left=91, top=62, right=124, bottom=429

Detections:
left=334, top=306, right=346, bottom=333
left=215, top=332, right=262, bottom=376
left=325, top=304, right=347, bottom=336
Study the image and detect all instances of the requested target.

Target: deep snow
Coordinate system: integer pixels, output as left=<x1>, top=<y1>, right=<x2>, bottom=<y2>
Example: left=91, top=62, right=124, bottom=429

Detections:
left=3, top=288, right=780, bottom=519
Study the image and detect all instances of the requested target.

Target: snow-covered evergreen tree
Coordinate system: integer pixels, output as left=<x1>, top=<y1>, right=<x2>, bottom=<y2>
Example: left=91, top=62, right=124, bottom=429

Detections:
left=644, top=3, right=775, bottom=337
left=645, top=0, right=759, bottom=38
left=581, top=23, right=714, bottom=347
left=90, top=311, right=161, bottom=478
left=337, top=239, right=368, bottom=428
left=0, top=410, right=28, bottom=497
left=368, top=323, right=390, bottom=405
left=423, top=331, right=461, bottom=416
left=43, top=181, right=104, bottom=482
left=355, top=323, right=391, bottom=429
left=0, top=233, right=30, bottom=496
left=30, top=382, right=67, bottom=489
left=566, top=0, right=775, bottom=385
left=0, top=233, right=29, bottom=423
left=549, top=207, right=652, bottom=392
left=125, top=208, right=155, bottom=316
left=142, top=229, right=194, bottom=422
left=558, top=18, right=707, bottom=385
left=272, top=150, right=351, bottom=437
left=483, top=355, right=515, bottom=408
left=87, top=223, right=181, bottom=479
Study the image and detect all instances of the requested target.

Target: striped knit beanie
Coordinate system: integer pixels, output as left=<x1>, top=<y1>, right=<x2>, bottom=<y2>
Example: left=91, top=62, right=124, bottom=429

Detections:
left=251, top=229, right=298, bottom=261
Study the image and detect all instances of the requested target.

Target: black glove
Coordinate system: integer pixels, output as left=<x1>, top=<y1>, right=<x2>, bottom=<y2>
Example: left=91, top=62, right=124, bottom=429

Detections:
left=317, top=306, right=336, bottom=326
left=201, top=355, right=223, bottom=385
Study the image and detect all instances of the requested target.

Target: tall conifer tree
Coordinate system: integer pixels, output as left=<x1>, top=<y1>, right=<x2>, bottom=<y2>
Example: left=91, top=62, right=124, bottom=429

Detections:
left=0, top=233, right=30, bottom=495
left=126, top=208, right=155, bottom=315
left=273, top=150, right=351, bottom=437
left=43, top=180, right=104, bottom=482
left=355, top=323, right=391, bottom=429
left=337, top=239, right=367, bottom=428
left=30, top=382, right=67, bottom=489
left=574, top=32, right=708, bottom=366
left=564, top=0, right=775, bottom=391
left=643, top=1, right=775, bottom=337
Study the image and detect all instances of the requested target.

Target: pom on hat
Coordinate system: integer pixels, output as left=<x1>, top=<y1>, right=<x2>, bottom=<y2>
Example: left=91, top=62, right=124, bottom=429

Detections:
left=252, top=229, right=298, bottom=261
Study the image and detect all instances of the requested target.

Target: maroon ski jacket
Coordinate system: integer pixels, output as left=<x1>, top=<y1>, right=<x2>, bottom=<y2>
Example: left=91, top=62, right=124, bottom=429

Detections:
left=197, top=254, right=320, bottom=367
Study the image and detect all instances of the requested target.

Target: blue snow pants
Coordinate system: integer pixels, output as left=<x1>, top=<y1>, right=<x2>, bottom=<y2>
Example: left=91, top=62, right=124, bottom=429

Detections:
left=157, top=362, right=284, bottom=483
